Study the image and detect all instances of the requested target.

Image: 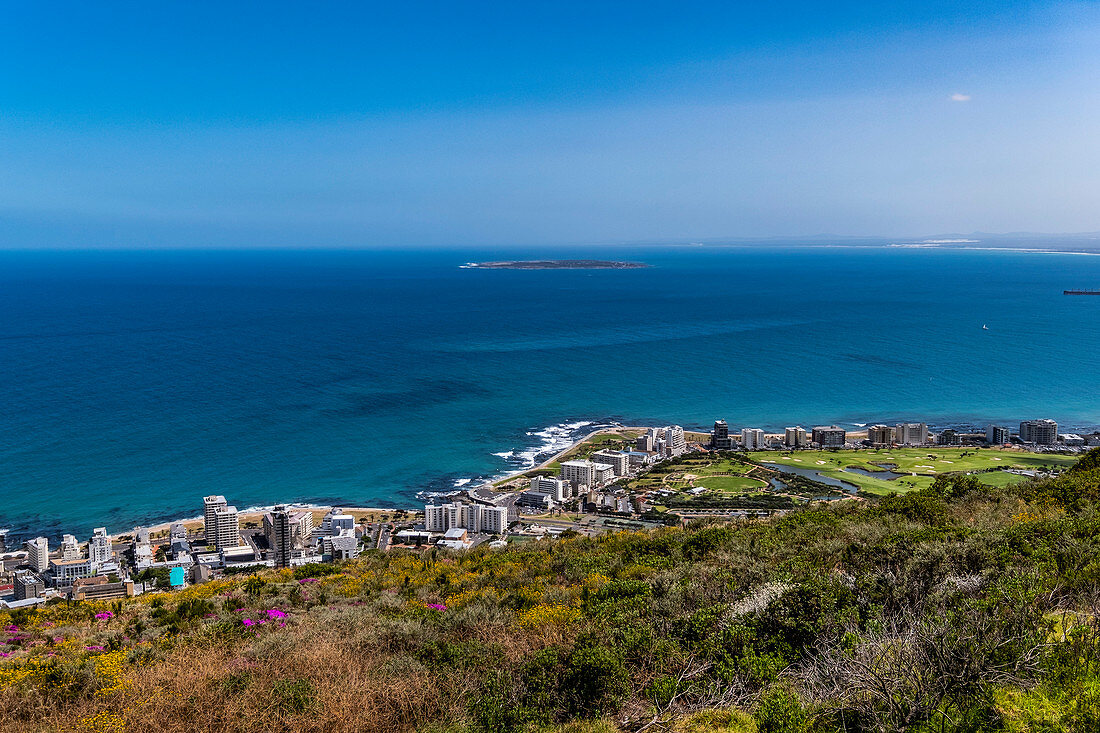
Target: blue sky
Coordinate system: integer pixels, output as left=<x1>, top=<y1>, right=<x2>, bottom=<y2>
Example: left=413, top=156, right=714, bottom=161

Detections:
left=2, top=1, right=1099, bottom=247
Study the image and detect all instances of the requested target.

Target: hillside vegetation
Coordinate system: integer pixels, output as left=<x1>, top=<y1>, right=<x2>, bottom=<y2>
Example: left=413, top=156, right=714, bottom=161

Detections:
left=5, top=450, right=1100, bottom=733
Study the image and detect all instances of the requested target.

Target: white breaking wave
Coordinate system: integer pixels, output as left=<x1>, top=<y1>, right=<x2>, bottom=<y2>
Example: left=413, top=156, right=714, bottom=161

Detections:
left=489, top=419, right=618, bottom=475
left=452, top=478, right=472, bottom=488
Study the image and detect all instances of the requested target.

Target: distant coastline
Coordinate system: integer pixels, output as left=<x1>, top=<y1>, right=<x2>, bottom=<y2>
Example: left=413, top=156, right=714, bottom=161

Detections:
left=460, top=259, right=648, bottom=269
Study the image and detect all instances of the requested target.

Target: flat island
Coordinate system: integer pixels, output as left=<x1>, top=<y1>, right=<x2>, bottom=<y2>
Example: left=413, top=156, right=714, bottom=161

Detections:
left=461, top=259, right=648, bottom=269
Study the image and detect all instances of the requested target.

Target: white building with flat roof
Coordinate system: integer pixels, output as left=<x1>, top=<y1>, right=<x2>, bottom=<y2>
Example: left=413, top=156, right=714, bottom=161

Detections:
left=663, top=426, right=687, bottom=456
left=89, top=527, right=112, bottom=568
left=1020, top=419, right=1058, bottom=445
left=591, top=449, right=630, bottom=477
left=60, top=534, right=81, bottom=561
left=50, top=557, right=95, bottom=585
left=530, top=475, right=571, bottom=502
left=560, top=460, right=596, bottom=489
left=213, top=505, right=240, bottom=550
left=27, top=537, right=49, bottom=573
left=424, top=502, right=509, bottom=535
left=741, top=428, right=765, bottom=451
left=203, top=495, right=227, bottom=545
left=895, top=423, right=928, bottom=446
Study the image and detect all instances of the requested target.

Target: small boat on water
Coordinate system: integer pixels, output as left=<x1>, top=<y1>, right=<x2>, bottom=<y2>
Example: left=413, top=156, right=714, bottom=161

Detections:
left=982, top=324, right=989, bottom=330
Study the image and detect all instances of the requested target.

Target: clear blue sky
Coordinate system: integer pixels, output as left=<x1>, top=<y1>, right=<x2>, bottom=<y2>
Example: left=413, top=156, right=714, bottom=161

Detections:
left=2, top=1, right=1099, bottom=247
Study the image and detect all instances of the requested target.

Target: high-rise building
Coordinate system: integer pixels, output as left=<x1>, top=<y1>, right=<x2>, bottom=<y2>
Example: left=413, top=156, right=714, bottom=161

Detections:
left=424, top=502, right=508, bottom=534
left=867, top=425, right=894, bottom=446
left=1020, top=419, right=1058, bottom=445
left=60, top=534, right=81, bottom=561
left=937, top=429, right=960, bottom=446
left=812, top=426, right=847, bottom=448
left=213, top=505, right=240, bottom=549
left=635, top=434, right=655, bottom=452
left=89, top=527, right=112, bottom=569
left=986, top=425, right=1011, bottom=445
left=479, top=505, right=509, bottom=534
left=894, top=423, right=928, bottom=446
left=26, top=536, right=49, bottom=573
left=269, top=505, right=294, bottom=569
left=591, top=449, right=630, bottom=477
left=560, top=460, right=615, bottom=489
left=784, top=427, right=807, bottom=448
left=530, top=475, right=570, bottom=502
left=712, top=420, right=734, bottom=450
left=741, top=428, right=765, bottom=450
left=663, top=426, right=687, bottom=456
left=203, top=495, right=227, bottom=545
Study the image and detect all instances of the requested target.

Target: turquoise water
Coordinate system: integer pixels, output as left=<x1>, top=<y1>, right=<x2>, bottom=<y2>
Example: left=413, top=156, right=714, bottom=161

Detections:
left=2, top=245, right=1098, bottom=539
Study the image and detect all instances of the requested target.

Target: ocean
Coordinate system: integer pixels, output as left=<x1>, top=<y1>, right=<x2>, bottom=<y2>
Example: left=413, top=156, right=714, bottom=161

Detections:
left=2, top=244, right=1099, bottom=540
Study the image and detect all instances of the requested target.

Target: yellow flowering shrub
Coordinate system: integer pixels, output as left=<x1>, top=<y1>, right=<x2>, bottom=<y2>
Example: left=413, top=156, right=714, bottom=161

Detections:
left=517, top=603, right=582, bottom=629
left=444, top=588, right=481, bottom=609
left=76, top=711, right=127, bottom=733
left=93, top=650, right=130, bottom=697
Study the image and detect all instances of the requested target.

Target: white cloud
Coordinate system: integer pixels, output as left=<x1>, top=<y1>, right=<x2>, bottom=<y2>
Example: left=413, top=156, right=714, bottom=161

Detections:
left=950, top=93, right=971, bottom=102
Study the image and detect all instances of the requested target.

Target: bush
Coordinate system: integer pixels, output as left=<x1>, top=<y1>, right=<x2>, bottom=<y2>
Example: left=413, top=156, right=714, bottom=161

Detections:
left=272, top=678, right=316, bottom=715
left=563, top=644, right=630, bottom=717
left=755, top=687, right=807, bottom=733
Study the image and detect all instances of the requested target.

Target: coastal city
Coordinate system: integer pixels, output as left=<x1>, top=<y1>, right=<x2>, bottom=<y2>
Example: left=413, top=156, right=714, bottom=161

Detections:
left=2, top=417, right=1095, bottom=610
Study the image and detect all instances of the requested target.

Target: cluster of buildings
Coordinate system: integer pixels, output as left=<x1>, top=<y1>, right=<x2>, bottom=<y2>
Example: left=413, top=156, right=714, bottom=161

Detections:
left=634, top=426, right=687, bottom=457
left=710, top=418, right=1095, bottom=451
left=1, top=496, right=384, bottom=609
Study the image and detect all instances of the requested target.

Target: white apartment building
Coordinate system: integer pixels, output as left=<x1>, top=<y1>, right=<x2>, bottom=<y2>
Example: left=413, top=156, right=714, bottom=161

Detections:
left=986, top=425, right=1011, bottom=445
left=203, top=495, right=228, bottom=545
left=530, top=475, right=571, bottom=502
left=894, top=423, right=928, bottom=446
left=561, top=460, right=601, bottom=489
left=566, top=460, right=598, bottom=488
left=213, top=505, right=241, bottom=550
left=664, top=426, right=687, bottom=456
left=319, top=509, right=355, bottom=536
left=50, top=557, right=95, bottom=585
left=478, top=505, right=509, bottom=534
left=784, top=427, right=807, bottom=448
left=741, top=428, right=765, bottom=450
left=26, top=537, right=49, bottom=573
left=60, top=534, right=81, bottom=561
left=89, top=527, right=112, bottom=568
left=1020, top=419, right=1058, bottom=445
left=591, top=449, right=630, bottom=477
left=424, top=502, right=509, bottom=535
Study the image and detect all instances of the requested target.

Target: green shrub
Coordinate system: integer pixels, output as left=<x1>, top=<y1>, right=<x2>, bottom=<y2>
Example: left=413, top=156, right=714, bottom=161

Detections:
left=755, top=687, right=807, bottom=733
left=272, top=678, right=316, bottom=714
left=563, top=644, right=630, bottom=717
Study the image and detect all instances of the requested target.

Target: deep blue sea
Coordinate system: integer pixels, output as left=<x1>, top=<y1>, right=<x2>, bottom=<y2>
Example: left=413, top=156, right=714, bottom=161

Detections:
left=3, top=245, right=1099, bottom=540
